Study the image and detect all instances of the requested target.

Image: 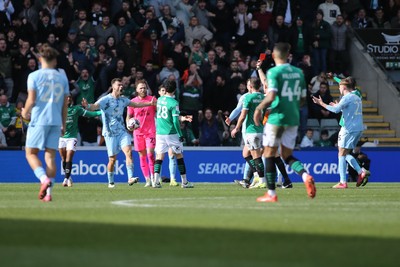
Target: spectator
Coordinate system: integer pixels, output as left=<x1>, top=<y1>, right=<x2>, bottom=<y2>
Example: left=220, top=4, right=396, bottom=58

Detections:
left=0, top=39, right=14, bottom=100
left=56, top=42, right=78, bottom=81
left=113, top=0, right=132, bottom=24
left=189, top=39, right=207, bottom=67
left=53, top=12, right=69, bottom=42
left=309, top=71, right=327, bottom=94
left=315, top=129, right=334, bottom=147
left=159, top=58, right=180, bottom=91
left=115, top=15, right=138, bottom=43
left=11, top=40, right=34, bottom=102
left=36, top=11, right=53, bottom=44
left=180, top=63, right=204, bottom=137
left=233, top=1, right=252, bottom=51
left=384, top=0, right=400, bottom=20
left=222, top=123, right=241, bottom=146
left=235, top=81, right=247, bottom=101
left=310, top=82, right=335, bottom=120
left=96, top=121, right=105, bottom=146
left=230, top=49, right=249, bottom=72
left=136, top=27, right=164, bottom=68
left=14, top=100, right=28, bottom=134
left=198, top=108, right=224, bottom=146
left=391, top=9, right=400, bottom=28
left=168, top=42, right=189, bottom=75
left=117, top=32, right=138, bottom=71
left=361, top=0, right=384, bottom=17
left=0, top=128, right=6, bottom=147
left=75, top=68, right=96, bottom=105
left=300, top=128, right=314, bottom=148
left=158, top=4, right=180, bottom=36
left=42, top=0, right=58, bottom=25
left=330, top=15, right=350, bottom=77
left=5, top=124, right=22, bottom=147
left=200, top=49, right=223, bottom=108
left=0, top=94, right=16, bottom=133
left=16, top=57, right=37, bottom=103
left=351, top=8, right=373, bottom=28
left=252, top=2, right=273, bottom=33
left=19, top=0, right=39, bottom=32
left=311, top=10, right=331, bottom=75
left=174, top=0, right=194, bottom=27
left=243, top=19, right=263, bottom=57
left=161, top=24, right=185, bottom=55
left=143, top=61, right=159, bottom=95
left=64, top=28, right=79, bottom=51
left=121, top=75, right=135, bottom=98
left=289, top=16, right=313, bottom=65
left=208, top=74, right=229, bottom=112
left=72, top=38, right=93, bottom=73
left=143, top=8, right=163, bottom=34
left=0, top=0, right=14, bottom=25
left=372, top=7, right=391, bottom=28
left=180, top=120, right=199, bottom=146
left=192, top=0, right=212, bottom=29
left=90, top=1, right=104, bottom=27
left=185, top=16, right=213, bottom=49
left=268, top=15, right=290, bottom=50
left=6, top=27, right=18, bottom=52
left=107, top=58, right=129, bottom=86
left=57, top=0, right=75, bottom=28
left=11, top=16, right=35, bottom=46
left=318, top=0, right=341, bottom=25
left=348, top=140, right=371, bottom=182
left=209, top=0, right=235, bottom=50
left=70, top=9, right=94, bottom=40
left=94, top=13, right=119, bottom=46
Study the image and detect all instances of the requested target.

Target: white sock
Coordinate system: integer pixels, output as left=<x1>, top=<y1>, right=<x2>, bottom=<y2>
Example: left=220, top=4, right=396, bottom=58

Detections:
left=181, top=174, right=187, bottom=184
left=301, top=172, right=309, bottom=182
left=268, top=189, right=276, bottom=196
left=46, top=178, right=55, bottom=195
left=154, top=173, right=160, bottom=184
left=39, top=175, right=48, bottom=183
left=259, top=177, right=266, bottom=184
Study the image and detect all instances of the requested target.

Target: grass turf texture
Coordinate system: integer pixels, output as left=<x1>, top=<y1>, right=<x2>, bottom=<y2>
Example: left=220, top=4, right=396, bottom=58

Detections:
left=0, top=183, right=399, bottom=267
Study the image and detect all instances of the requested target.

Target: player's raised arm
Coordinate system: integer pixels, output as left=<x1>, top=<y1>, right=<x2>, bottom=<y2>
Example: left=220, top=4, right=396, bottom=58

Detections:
left=81, top=98, right=100, bottom=111
left=128, top=96, right=156, bottom=108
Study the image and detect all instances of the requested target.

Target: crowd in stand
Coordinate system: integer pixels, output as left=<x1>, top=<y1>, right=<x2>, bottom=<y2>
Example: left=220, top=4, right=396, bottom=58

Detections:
left=1, top=0, right=400, bottom=148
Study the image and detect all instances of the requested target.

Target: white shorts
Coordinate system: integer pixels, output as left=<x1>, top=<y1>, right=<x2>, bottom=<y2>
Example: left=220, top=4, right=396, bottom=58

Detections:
left=263, top=123, right=298, bottom=150
left=155, top=134, right=183, bottom=154
left=338, top=128, right=362, bottom=149
left=245, top=133, right=263, bottom=150
left=58, top=137, right=78, bottom=151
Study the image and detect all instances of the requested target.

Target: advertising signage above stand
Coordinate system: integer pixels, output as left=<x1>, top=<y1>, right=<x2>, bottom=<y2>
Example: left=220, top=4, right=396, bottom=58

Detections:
left=355, top=29, right=400, bottom=69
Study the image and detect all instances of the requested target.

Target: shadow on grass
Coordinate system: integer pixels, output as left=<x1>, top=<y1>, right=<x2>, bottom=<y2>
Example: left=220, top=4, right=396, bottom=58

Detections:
left=0, top=218, right=397, bottom=267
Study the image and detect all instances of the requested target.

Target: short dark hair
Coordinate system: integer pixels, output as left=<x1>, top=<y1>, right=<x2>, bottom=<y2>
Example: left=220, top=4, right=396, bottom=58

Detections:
left=248, top=77, right=261, bottom=91
left=164, top=80, right=177, bottom=93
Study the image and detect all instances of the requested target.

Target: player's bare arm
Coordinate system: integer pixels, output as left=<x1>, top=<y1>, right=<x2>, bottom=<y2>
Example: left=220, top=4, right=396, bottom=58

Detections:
left=21, top=89, right=36, bottom=120
left=231, top=109, right=247, bottom=138
left=129, top=97, right=156, bottom=108
left=81, top=98, right=100, bottom=111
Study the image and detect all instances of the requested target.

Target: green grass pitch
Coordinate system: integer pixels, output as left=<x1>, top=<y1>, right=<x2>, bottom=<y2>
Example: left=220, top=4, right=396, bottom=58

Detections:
left=0, top=182, right=399, bottom=267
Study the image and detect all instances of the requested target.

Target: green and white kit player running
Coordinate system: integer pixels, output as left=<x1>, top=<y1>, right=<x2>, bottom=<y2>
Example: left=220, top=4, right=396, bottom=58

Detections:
left=153, top=80, right=193, bottom=188
left=231, top=77, right=266, bottom=189
left=58, top=93, right=101, bottom=187
left=254, top=42, right=316, bottom=202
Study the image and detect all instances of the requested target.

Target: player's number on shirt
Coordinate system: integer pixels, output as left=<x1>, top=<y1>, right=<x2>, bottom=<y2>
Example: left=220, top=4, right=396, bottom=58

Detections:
left=157, top=105, right=168, bottom=119
left=354, top=100, right=362, bottom=115
left=40, top=82, right=64, bottom=103
left=281, top=80, right=301, bottom=102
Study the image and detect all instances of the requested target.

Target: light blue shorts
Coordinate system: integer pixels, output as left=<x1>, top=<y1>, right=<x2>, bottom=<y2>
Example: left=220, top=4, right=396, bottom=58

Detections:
left=105, top=132, right=132, bottom=157
left=338, top=128, right=362, bottom=149
left=26, top=125, right=61, bottom=150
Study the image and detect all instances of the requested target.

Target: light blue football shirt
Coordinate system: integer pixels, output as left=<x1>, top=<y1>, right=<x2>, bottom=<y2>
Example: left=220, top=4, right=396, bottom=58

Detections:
left=325, top=93, right=363, bottom=133
left=96, top=94, right=131, bottom=137
left=27, top=68, right=69, bottom=126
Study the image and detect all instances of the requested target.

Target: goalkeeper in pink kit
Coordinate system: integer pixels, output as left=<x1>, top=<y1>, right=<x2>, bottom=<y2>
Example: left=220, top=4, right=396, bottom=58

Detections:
left=127, top=80, right=157, bottom=187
